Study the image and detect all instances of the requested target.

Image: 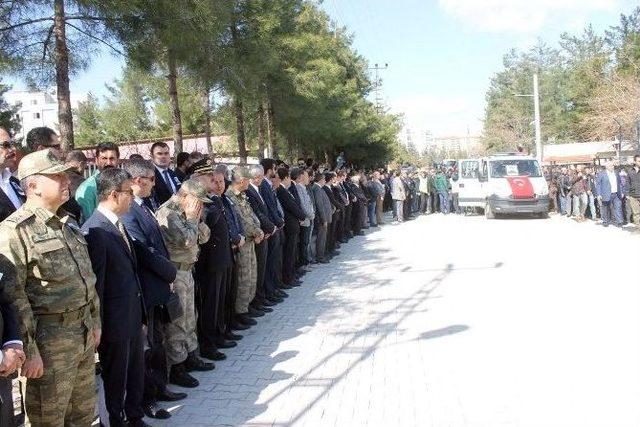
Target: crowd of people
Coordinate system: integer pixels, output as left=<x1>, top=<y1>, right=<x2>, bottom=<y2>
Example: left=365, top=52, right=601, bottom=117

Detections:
left=384, top=159, right=640, bottom=228
left=0, top=125, right=636, bottom=426
left=545, top=157, right=640, bottom=227
left=388, top=167, right=462, bottom=220
left=0, top=126, right=397, bottom=427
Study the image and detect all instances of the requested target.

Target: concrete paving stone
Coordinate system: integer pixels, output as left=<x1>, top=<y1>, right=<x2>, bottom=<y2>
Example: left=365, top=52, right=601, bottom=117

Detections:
left=149, top=214, right=640, bottom=427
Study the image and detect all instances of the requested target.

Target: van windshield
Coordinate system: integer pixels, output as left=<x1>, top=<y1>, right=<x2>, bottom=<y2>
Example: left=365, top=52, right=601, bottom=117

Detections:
left=489, top=159, right=541, bottom=178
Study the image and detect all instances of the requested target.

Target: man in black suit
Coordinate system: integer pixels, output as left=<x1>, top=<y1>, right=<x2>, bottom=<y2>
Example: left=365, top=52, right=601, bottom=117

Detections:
left=275, top=168, right=306, bottom=286
left=323, top=172, right=343, bottom=257
left=259, top=159, right=287, bottom=303
left=0, top=128, right=24, bottom=222
left=150, top=142, right=181, bottom=209
left=194, top=166, right=236, bottom=362
left=82, top=168, right=148, bottom=427
left=246, top=165, right=277, bottom=311
left=121, top=159, right=187, bottom=420
left=0, top=257, right=25, bottom=427
left=336, top=170, right=352, bottom=241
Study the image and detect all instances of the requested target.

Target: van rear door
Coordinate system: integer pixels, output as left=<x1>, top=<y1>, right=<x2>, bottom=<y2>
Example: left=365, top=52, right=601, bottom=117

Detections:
left=458, top=159, right=484, bottom=208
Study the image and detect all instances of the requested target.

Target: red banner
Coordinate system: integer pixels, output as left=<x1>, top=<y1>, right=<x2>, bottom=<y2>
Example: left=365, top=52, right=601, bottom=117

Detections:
left=505, top=176, right=535, bottom=199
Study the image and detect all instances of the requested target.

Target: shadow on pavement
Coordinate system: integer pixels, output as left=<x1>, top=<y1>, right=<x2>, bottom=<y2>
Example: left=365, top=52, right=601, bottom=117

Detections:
left=156, top=228, right=463, bottom=426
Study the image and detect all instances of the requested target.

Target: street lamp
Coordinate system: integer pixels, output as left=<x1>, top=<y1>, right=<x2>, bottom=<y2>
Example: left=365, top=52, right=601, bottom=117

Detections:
left=514, top=73, right=542, bottom=164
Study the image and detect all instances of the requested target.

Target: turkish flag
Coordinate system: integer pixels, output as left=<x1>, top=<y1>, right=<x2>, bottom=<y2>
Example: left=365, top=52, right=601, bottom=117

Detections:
left=505, top=176, right=535, bottom=199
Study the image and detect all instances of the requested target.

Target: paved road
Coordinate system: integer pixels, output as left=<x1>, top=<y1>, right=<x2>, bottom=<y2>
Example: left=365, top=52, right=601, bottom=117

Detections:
left=156, top=214, right=640, bottom=427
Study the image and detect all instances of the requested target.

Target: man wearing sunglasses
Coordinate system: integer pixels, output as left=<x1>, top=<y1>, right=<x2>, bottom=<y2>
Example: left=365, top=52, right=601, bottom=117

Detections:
left=0, top=128, right=24, bottom=222
left=25, top=126, right=62, bottom=159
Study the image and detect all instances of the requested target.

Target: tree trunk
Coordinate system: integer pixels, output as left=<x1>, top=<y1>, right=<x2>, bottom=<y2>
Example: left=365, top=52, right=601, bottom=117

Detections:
left=53, top=0, right=73, bottom=152
left=202, top=87, right=213, bottom=155
left=234, top=97, right=247, bottom=164
left=267, top=100, right=278, bottom=159
left=257, top=102, right=266, bottom=160
left=166, top=52, right=183, bottom=153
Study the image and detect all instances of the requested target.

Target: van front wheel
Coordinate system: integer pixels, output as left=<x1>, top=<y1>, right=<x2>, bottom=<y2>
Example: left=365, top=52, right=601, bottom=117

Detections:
left=485, top=202, right=495, bottom=219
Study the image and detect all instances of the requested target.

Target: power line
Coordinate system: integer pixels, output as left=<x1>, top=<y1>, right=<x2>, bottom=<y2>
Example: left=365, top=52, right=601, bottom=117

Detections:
left=368, top=62, right=388, bottom=113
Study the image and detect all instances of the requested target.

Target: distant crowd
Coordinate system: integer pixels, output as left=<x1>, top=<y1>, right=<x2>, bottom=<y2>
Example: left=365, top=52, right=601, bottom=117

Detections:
left=544, top=157, right=640, bottom=227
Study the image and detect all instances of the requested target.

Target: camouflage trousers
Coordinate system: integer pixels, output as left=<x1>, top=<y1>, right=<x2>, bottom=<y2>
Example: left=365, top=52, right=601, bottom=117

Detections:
left=235, top=241, right=257, bottom=314
left=27, top=315, right=95, bottom=427
left=165, top=269, right=198, bottom=366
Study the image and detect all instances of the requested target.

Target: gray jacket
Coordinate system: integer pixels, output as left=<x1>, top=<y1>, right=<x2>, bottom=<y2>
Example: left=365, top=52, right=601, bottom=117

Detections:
left=310, top=183, right=332, bottom=224
left=391, top=176, right=406, bottom=201
left=295, top=183, right=315, bottom=227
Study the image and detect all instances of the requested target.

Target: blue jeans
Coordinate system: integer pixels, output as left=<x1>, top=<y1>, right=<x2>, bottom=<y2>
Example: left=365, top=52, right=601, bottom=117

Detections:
left=587, top=193, right=597, bottom=219
left=601, top=195, right=623, bottom=225
left=438, top=192, right=449, bottom=214
left=560, top=194, right=571, bottom=215
left=367, top=201, right=377, bottom=226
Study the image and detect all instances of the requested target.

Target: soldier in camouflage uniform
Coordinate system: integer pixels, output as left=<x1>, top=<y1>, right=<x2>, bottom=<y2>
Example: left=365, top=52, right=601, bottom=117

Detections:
left=0, top=149, right=100, bottom=427
left=225, top=167, right=264, bottom=323
left=155, top=179, right=213, bottom=388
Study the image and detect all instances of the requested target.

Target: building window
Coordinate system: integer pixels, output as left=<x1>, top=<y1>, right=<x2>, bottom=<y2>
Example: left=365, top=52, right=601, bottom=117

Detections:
left=31, top=99, right=38, bottom=105
left=33, top=112, right=40, bottom=119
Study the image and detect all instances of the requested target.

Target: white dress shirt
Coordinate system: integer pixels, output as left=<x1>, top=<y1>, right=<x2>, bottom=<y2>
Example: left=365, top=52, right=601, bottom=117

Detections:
left=606, top=170, right=618, bottom=194
left=97, top=205, right=120, bottom=226
left=1, top=168, right=21, bottom=209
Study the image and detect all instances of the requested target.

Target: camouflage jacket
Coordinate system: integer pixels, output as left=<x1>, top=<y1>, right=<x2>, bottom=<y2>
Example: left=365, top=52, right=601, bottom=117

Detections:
left=225, top=188, right=263, bottom=240
left=0, top=204, right=100, bottom=359
left=155, top=197, right=210, bottom=264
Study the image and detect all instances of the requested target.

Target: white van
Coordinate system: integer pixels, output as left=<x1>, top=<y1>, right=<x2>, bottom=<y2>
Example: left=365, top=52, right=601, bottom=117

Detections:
left=458, top=154, right=549, bottom=218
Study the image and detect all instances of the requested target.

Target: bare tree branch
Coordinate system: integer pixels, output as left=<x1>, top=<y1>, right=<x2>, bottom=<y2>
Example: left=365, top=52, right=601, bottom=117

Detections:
left=5, top=41, right=44, bottom=57
left=41, top=24, right=54, bottom=61
left=0, top=17, right=53, bottom=32
left=64, top=15, right=121, bottom=23
left=64, top=21, right=123, bottom=56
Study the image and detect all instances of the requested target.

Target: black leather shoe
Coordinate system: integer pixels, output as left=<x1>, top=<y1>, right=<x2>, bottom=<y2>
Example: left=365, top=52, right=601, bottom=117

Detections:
left=279, top=283, right=293, bottom=290
left=238, top=314, right=257, bottom=326
left=261, top=298, right=277, bottom=306
left=318, top=258, right=330, bottom=264
left=215, top=339, right=237, bottom=349
left=290, top=280, right=302, bottom=286
left=266, top=295, right=283, bottom=304
left=200, top=348, right=227, bottom=361
left=230, top=320, right=251, bottom=330
left=143, top=403, right=171, bottom=419
left=157, top=389, right=187, bottom=402
left=248, top=307, right=265, bottom=317
left=225, top=331, right=243, bottom=341
left=258, top=305, right=273, bottom=313
left=184, top=353, right=215, bottom=372
left=276, top=289, right=289, bottom=298
left=169, top=365, right=199, bottom=388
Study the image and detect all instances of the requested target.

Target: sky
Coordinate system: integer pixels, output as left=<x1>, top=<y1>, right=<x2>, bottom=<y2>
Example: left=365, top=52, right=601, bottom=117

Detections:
left=9, top=0, right=638, bottom=145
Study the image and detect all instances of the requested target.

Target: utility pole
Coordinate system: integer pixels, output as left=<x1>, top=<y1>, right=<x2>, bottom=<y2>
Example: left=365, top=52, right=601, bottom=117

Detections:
left=533, top=73, right=542, bottom=164
left=368, top=63, right=388, bottom=113
left=514, top=73, right=542, bottom=163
